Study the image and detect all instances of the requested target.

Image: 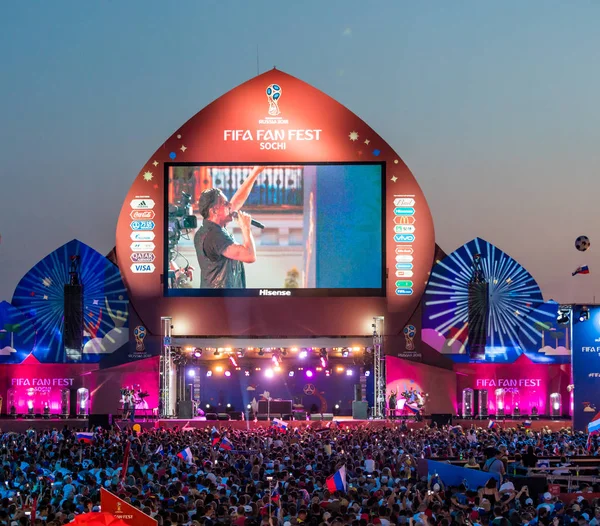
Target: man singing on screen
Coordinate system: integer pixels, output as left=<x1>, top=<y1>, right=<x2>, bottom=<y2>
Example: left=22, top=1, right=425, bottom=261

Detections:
left=194, top=166, right=264, bottom=288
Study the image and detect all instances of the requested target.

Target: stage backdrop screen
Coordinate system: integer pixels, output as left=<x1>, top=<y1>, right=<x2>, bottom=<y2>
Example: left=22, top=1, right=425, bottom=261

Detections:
left=164, top=163, right=384, bottom=297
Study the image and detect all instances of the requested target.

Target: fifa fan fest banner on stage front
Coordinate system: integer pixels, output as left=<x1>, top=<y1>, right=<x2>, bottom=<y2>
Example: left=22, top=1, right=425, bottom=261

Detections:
left=115, top=69, right=435, bottom=338
left=101, top=488, right=157, bottom=526
left=571, top=306, right=600, bottom=431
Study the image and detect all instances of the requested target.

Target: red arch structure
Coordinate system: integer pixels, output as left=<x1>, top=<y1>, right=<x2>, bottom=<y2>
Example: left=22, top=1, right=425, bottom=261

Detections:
left=116, top=70, right=435, bottom=338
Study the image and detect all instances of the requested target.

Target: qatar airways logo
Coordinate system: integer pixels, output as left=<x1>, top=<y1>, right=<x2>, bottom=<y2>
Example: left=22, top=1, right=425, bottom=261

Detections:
left=259, top=290, right=291, bottom=296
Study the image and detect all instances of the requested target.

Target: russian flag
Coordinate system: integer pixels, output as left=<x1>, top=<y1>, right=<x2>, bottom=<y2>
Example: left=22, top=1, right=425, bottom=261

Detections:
left=155, top=445, right=164, bottom=455
left=523, top=420, right=532, bottom=428
left=325, top=465, right=347, bottom=493
left=272, top=418, right=288, bottom=432
left=219, top=436, right=234, bottom=451
left=572, top=265, right=590, bottom=276
left=177, top=447, right=193, bottom=464
left=588, top=413, right=600, bottom=434
left=76, top=432, right=94, bottom=444
left=488, top=420, right=497, bottom=429
left=405, top=403, right=419, bottom=414
left=271, top=481, right=280, bottom=503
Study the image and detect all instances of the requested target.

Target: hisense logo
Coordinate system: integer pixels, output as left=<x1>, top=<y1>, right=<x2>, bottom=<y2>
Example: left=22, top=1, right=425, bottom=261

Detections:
left=259, top=290, right=291, bottom=296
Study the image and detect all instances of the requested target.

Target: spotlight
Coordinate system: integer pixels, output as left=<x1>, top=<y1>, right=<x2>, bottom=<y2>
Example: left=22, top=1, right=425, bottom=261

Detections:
left=236, top=348, right=245, bottom=357
left=224, top=370, right=231, bottom=377
left=206, top=404, right=210, bottom=409
left=265, top=368, right=274, bottom=378
left=193, top=349, right=202, bottom=358
left=226, top=403, right=231, bottom=408
left=188, top=369, right=196, bottom=377
left=215, top=365, right=223, bottom=373
left=288, top=371, right=294, bottom=377
left=325, top=369, right=331, bottom=377
left=206, top=371, right=213, bottom=377
left=365, top=370, right=371, bottom=377
left=579, top=306, right=590, bottom=322
left=334, top=404, right=340, bottom=410
left=247, top=404, right=252, bottom=409
left=299, top=350, right=308, bottom=359
left=346, top=369, right=353, bottom=376
left=244, top=370, right=250, bottom=377
left=342, top=348, right=350, bottom=358
left=319, top=348, right=328, bottom=368
left=306, top=370, right=314, bottom=378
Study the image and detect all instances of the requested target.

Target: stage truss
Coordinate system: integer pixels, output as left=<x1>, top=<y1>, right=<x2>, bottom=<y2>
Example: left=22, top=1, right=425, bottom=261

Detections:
left=373, top=316, right=386, bottom=419
left=160, top=317, right=174, bottom=418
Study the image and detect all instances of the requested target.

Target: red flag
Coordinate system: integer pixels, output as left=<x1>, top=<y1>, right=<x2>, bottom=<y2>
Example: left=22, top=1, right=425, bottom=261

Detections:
left=30, top=497, right=37, bottom=525
left=120, top=441, right=131, bottom=483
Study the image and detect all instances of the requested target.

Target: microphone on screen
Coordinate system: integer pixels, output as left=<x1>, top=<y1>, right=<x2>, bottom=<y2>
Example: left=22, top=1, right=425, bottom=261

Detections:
left=231, top=211, right=265, bottom=230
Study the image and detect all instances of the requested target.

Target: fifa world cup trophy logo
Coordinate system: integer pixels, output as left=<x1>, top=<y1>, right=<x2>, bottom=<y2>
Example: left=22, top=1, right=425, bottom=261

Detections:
left=133, top=325, right=146, bottom=353
left=403, top=325, right=416, bottom=351
left=266, top=84, right=282, bottom=116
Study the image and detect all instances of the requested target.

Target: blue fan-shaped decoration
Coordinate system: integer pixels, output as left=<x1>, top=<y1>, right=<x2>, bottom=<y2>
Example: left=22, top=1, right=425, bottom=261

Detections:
left=422, top=237, right=558, bottom=363
left=11, top=239, right=129, bottom=363
left=0, top=301, right=36, bottom=363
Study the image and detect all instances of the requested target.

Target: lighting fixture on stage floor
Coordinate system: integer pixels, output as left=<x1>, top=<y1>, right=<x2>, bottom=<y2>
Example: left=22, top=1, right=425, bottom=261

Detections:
left=206, top=371, right=212, bottom=377
left=288, top=371, right=294, bottom=377
left=342, top=348, right=350, bottom=358
left=236, top=348, right=245, bottom=357
left=495, top=388, right=505, bottom=418
left=187, top=369, right=195, bottom=377
left=579, top=306, right=590, bottom=322
left=27, top=401, right=34, bottom=418
left=365, top=370, right=371, bottom=377
left=224, top=370, right=231, bottom=377
left=193, top=348, right=202, bottom=358
left=531, top=406, right=539, bottom=420
left=299, top=349, right=308, bottom=359
left=346, top=369, right=354, bottom=376
left=43, top=404, right=50, bottom=419
left=306, top=370, right=314, bottom=378
left=550, top=393, right=562, bottom=419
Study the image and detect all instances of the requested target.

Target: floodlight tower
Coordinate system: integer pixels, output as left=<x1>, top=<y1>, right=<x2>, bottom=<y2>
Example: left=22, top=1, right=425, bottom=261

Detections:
left=467, top=254, right=489, bottom=361
left=160, top=317, right=175, bottom=418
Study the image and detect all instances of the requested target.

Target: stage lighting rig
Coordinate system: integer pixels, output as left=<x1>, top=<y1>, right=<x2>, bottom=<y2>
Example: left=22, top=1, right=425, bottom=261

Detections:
left=193, top=348, right=202, bottom=359
left=319, top=348, right=328, bottom=368
left=342, top=348, right=350, bottom=358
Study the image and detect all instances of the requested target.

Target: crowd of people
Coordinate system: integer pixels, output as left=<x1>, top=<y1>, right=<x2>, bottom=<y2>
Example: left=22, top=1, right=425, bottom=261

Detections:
left=0, top=422, right=599, bottom=526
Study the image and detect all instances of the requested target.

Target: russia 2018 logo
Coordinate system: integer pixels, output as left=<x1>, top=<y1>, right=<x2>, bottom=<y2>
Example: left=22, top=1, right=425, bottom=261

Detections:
left=266, top=84, right=282, bottom=116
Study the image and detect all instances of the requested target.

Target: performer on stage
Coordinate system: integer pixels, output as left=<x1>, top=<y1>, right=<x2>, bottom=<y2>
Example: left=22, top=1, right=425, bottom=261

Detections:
left=194, top=166, right=264, bottom=289
left=388, top=389, right=397, bottom=420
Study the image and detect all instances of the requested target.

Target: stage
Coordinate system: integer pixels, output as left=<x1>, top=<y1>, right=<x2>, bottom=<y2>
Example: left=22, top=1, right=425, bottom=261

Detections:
left=0, top=416, right=572, bottom=433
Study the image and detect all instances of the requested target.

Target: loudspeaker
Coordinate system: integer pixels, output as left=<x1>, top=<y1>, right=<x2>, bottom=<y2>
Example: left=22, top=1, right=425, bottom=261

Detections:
left=352, top=401, right=368, bottom=420
left=431, top=413, right=453, bottom=426
left=293, top=411, right=307, bottom=421
left=309, top=414, right=322, bottom=421
left=229, top=411, right=243, bottom=420
left=282, top=414, right=293, bottom=421
left=205, top=413, right=218, bottom=421
left=217, top=413, right=230, bottom=421
left=89, top=414, right=111, bottom=429
left=256, top=414, right=269, bottom=421
left=63, top=284, right=84, bottom=356
left=178, top=401, right=194, bottom=419
left=354, top=384, right=362, bottom=402
left=322, top=413, right=333, bottom=421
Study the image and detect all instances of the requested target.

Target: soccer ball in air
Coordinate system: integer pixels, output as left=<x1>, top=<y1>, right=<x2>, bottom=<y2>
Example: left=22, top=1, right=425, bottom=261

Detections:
left=575, top=235, right=590, bottom=252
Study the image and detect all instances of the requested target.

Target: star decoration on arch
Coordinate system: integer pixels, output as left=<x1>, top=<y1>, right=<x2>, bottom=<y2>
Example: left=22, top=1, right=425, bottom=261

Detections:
left=153, top=161, right=159, bottom=167
left=391, top=176, right=398, bottom=183
left=349, top=131, right=359, bottom=141
left=364, top=139, right=370, bottom=145
left=180, top=145, right=187, bottom=152
left=142, top=171, right=153, bottom=181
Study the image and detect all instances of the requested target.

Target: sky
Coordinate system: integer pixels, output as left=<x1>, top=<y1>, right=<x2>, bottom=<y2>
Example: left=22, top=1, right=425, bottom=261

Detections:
left=1, top=1, right=599, bottom=304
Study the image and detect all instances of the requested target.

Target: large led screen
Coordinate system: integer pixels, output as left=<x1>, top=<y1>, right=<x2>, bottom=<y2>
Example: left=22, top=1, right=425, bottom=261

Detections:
left=164, top=163, right=384, bottom=297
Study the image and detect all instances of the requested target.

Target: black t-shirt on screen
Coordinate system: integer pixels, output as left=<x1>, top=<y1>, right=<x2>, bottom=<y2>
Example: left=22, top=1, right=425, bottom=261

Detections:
left=194, top=219, right=246, bottom=289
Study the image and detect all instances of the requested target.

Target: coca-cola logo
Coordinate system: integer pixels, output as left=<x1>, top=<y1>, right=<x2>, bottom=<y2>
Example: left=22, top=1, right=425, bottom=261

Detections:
left=130, top=252, right=156, bottom=263
left=130, top=210, right=156, bottom=220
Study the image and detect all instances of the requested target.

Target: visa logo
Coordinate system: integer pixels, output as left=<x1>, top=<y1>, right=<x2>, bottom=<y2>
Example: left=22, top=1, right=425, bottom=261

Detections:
left=131, top=263, right=155, bottom=273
